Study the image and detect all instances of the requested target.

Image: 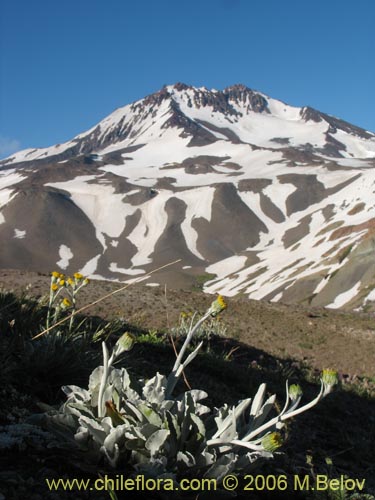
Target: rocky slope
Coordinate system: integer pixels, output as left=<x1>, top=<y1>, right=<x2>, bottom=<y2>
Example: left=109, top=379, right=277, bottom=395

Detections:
left=1, top=83, right=375, bottom=310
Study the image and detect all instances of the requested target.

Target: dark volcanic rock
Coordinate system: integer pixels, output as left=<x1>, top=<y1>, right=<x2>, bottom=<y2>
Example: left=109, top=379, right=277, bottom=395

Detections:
left=0, top=189, right=102, bottom=273
left=192, top=183, right=268, bottom=261
left=151, top=197, right=206, bottom=266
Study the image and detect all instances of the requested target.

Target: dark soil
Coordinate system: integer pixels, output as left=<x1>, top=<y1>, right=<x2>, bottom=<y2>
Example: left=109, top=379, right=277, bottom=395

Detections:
left=1, top=268, right=374, bottom=378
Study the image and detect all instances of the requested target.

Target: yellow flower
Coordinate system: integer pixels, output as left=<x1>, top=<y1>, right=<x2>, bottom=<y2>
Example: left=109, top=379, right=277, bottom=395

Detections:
left=67, top=277, right=74, bottom=286
left=51, top=283, right=58, bottom=292
left=208, top=294, right=227, bottom=317
left=59, top=279, right=65, bottom=286
left=61, top=298, right=72, bottom=309
left=261, top=432, right=283, bottom=452
left=74, top=272, right=84, bottom=280
left=51, top=271, right=60, bottom=279
left=83, top=278, right=90, bottom=285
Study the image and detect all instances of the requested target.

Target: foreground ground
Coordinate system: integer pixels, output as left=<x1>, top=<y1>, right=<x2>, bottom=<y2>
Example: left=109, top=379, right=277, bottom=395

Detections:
left=1, top=268, right=375, bottom=499
left=1, top=268, right=375, bottom=377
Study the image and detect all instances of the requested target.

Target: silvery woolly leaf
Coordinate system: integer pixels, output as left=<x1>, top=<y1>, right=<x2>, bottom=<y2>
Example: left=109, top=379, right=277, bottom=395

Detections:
left=141, top=423, right=165, bottom=440
left=204, top=453, right=238, bottom=481
left=101, top=443, right=120, bottom=467
left=177, top=450, right=196, bottom=467
left=101, top=416, right=115, bottom=434
left=160, top=400, right=175, bottom=413
left=250, top=383, right=266, bottom=416
left=245, top=395, right=276, bottom=436
left=89, top=366, right=103, bottom=393
left=190, top=413, right=206, bottom=439
left=145, top=429, right=170, bottom=456
left=196, top=448, right=216, bottom=467
left=74, top=427, right=90, bottom=446
left=142, top=373, right=167, bottom=404
left=62, top=385, right=90, bottom=403
left=176, top=390, right=210, bottom=415
left=120, top=368, right=132, bottom=390
left=124, top=425, right=147, bottom=441
left=195, top=403, right=211, bottom=416
left=102, top=385, right=116, bottom=408
left=137, top=403, right=163, bottom=427
left=236, top=451, right=271, bottom=470
left=65, top=402, right=94, bottom=420
left=122, top=400, right=144, bottom=423
left=166, top=411, right=180, bottom=440
left=123, top=387, right=142, bottom=404
left=214, top=404, right=231, bottom=428
left=188, top=389, right=209, bottom=402
left=213, top=399, right=251, bottom=440
left=179, top=393, right=196, bottom=442
left=78, top=415, right=107, bottom=445
left=217, top=425, right=238, bottom=443
left=165, top=411, right=179, bottom=456
left=102, top=425, right=128, bottom=454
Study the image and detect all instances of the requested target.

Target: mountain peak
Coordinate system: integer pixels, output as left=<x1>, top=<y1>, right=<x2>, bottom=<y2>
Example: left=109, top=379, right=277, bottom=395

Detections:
left=2, top=82, right=375, bottom=168
left=1, top=82, right=375, bottom=310
left=223, top=83, right=252, bottom=93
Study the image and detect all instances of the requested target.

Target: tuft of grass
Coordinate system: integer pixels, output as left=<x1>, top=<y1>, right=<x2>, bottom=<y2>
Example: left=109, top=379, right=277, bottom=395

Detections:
left=192, top=272, right=216, bottom=291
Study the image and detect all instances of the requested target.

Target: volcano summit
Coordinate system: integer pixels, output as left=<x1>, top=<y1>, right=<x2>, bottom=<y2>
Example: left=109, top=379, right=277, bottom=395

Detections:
left=1, top=83, right=375, bottom=309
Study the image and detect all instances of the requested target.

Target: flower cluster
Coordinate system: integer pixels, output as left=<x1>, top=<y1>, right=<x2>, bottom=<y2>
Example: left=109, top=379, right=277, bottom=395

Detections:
left=46, top=271, right=90, bottom=331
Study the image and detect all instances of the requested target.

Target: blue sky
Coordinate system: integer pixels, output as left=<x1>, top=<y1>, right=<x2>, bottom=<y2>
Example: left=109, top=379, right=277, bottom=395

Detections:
left=0, top=0, right=374, bottom=158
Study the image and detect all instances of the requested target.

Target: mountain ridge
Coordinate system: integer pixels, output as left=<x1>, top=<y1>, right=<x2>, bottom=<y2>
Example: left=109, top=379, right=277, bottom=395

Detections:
left=1, top=83, right=375, bottom=311
left=2, top=83, right=374, bottom=166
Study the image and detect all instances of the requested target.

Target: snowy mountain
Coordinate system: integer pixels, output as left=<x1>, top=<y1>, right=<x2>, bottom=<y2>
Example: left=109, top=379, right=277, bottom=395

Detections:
left=1, top=83, right=375, bottom=309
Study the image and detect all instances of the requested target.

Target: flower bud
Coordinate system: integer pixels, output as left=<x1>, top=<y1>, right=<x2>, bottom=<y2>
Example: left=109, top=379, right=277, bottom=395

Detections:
left=261, top=432, right=283, bottom=452
left=289, top=384, right=303, bottom=402
left=322, top=369, right=338, bottom=394
left=116, top=332, right=135, bottom=352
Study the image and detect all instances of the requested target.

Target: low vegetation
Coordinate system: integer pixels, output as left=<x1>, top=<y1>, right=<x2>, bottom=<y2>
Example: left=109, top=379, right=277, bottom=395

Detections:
left=0, top=272, right=374, bottom=499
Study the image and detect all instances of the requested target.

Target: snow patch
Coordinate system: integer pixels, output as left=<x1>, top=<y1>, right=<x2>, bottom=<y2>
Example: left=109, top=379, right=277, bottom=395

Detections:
left=363, top=288, right=375, bottom=303
left=326, top=282, right=361, bottom=309
left=14, top=229, right=26, bottom=239
left=80, top=254, right=101, bottom=275
left=57, top=245, right=73, bottom=270
left=46, top=176, right=139, bottom=249
left=109, top=263, right=145, bottom=275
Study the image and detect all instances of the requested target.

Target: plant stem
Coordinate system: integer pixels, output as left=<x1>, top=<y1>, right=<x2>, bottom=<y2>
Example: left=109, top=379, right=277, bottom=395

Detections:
left=98, top=342, right=110, bottom=418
